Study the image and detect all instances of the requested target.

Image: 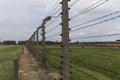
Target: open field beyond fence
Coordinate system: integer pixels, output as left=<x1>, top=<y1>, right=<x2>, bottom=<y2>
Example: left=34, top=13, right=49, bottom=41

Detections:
left=46, top=46, right=120, bottom=80
left=0, top=45, right=120, bottom=80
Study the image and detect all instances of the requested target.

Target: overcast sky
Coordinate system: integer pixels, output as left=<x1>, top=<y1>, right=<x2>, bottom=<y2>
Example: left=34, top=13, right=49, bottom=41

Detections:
left=0, top=0, right=120, bottom=42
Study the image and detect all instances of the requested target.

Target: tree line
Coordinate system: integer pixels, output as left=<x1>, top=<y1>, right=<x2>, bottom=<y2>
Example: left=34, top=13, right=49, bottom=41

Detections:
left=0, top=40, right=61, bottom=45
left=0, top=40, right=119, bottom=45
left=0, top=40, right=27, bottom=45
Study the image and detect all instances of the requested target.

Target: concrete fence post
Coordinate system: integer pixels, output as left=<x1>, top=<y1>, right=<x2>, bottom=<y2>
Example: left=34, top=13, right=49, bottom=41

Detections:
left=14, top=57, right=18, bottom=80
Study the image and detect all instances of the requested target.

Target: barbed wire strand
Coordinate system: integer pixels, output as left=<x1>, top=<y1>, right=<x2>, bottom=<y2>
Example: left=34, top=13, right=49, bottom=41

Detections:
left=71, top=15, right=120, bottom=32
left=70, top=0, right=108, bottom=19
left=46, top=35, right=61, bottom=39
left=70, top=0, right=105, bottom=18
left=70, top=29, right=115, bottom=37
left=71, top=33, right=120, bottom=40
left=69, top=0, right=81, bottom=8
left=47, top=0, right=61, bottom=16
left=45, top=0, right=61, bottom=27
left=46, top=24, right=60, bottom=34
left=46, top=31, right=61, bottom=38
left=71, top=10, right=120, bottom=29
left=51, top=8, right=61, bottom=17
left=46, top=16, right=60, bottom=27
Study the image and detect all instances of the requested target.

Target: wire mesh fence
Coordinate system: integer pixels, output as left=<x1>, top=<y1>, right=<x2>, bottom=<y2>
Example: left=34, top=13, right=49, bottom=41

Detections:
left=26, top=0, right=120, bottom=80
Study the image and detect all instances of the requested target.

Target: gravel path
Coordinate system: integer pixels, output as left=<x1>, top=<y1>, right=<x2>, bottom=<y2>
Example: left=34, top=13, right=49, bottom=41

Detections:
left=18, top=47, right=61, bottom=80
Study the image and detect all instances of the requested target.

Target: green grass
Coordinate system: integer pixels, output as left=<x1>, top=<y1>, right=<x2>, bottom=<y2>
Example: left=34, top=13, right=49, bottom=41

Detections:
left=46, top=47, right=120, bottom=80
left=0, top=46, right=22, bottom=80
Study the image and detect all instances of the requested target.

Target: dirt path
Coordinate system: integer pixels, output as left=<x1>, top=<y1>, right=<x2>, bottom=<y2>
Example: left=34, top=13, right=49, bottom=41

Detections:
left=18, top=47, right=40, bottom=80
left=18, top=47, right=61, bottom=80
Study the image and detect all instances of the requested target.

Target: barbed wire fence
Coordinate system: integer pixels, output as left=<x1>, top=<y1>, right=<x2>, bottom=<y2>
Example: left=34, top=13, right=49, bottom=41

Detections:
left=26, top=0, right=120, bottom=80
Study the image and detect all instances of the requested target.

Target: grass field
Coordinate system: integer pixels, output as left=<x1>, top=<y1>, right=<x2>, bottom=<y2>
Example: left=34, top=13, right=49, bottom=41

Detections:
left=0, top=45, right=119, bottom=80
left=46, top=46, right=120, bottom=80
left=0, top=46, right=22, bottom=80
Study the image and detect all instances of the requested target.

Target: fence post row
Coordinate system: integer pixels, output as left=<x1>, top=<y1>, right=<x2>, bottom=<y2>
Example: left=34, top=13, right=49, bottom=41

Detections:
left=61, top=0, right=71, bottom=80
left=26, top=0, right=71, bottom=79
left=26, top=17, right=51, bottom=69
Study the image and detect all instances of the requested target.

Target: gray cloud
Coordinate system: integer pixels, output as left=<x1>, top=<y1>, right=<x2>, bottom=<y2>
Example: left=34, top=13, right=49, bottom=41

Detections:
left=0, top=0, right=120, bottom=42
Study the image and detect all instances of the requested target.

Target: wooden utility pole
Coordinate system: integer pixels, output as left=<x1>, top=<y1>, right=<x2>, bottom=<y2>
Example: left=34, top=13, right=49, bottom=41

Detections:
left=61, top=0, right=70, bottom=80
